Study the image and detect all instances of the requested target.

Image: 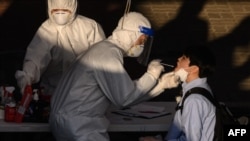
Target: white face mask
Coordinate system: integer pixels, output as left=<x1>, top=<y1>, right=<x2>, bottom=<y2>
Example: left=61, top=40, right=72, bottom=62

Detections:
left=52, top=12, right=71, bottom=25
left=127, top=45, right=144, bottom=57
left=175, top=68, right=188, bottom=82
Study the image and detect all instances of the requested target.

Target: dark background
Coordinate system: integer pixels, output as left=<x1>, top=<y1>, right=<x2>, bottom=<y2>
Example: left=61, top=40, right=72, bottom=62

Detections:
left=0, top=0, right=250, bottom=140
left=1, top=0, right=249, bottom=107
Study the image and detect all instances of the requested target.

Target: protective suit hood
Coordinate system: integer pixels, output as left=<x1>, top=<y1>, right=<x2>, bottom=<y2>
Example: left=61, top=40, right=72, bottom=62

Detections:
left=47, top=0, right=77, bottom=25
left=107, top=12, right=151, bottom=54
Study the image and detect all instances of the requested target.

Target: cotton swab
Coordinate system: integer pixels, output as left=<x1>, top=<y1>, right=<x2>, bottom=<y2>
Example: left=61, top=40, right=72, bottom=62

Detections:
left=160, top=63, right=174, bottom=68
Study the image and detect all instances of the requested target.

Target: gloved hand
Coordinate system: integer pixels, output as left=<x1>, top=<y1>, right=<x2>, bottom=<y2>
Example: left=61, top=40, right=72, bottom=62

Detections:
left=147, top=59, right=164, bottom=79
left=15, top=70, right=31, bottom=94
left=158, top=72, right=180, bottom=89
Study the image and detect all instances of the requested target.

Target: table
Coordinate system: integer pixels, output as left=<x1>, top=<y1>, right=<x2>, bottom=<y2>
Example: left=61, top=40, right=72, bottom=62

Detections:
left=0, top=102, right=176, bottom=132
left=107, top=102, right=176, bottom=132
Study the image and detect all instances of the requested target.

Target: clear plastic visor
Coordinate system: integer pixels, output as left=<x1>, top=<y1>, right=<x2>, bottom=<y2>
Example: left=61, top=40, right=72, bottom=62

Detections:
left=137, top=26, right=154, bottom=66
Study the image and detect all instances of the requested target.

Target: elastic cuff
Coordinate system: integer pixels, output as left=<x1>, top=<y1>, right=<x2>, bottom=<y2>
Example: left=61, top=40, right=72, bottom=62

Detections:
left=146, top=72, right=158, bottom=80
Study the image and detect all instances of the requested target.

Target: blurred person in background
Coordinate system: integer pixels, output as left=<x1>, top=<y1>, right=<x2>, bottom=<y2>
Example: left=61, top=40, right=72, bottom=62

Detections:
left=15, top=0, right=105, bottom=96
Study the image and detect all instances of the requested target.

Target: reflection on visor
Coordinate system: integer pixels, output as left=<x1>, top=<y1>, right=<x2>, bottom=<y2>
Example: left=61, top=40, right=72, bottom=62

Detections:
left=139, top=26, right=154, bottom=36
left=137, top=26, right=154, bottom=66
left=137, top=36, right=153, bottom=66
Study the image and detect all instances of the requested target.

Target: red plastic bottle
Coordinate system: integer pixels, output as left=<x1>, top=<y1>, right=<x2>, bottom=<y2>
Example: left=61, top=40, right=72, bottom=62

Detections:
left=15, top=85, right=33, bottom=123
left=5, top=104, right=16, bottom=122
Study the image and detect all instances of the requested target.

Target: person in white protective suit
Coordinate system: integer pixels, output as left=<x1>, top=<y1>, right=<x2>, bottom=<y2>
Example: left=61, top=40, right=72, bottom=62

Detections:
left=15, top=0, right=106, bottom=95
left=49, top=12, right=180, bottom=141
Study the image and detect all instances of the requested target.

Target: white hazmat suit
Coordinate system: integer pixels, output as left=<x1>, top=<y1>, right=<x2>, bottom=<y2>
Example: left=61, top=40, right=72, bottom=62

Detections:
left=15, top=0, right=106, bottom=95
left=49, top=12, right=179, bottom=141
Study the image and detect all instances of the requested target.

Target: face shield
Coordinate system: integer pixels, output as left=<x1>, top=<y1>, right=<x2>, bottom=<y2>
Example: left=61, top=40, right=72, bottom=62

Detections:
left=137, top=26, right=154, bottom=66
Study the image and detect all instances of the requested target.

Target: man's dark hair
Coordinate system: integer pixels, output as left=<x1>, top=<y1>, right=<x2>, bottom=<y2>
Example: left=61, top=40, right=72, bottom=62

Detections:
left=183, top=45, right=216, bottom=78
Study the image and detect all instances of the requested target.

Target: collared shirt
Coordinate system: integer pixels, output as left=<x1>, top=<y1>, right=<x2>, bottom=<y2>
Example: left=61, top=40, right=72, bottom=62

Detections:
left=166, top=78, right=216, bottom=141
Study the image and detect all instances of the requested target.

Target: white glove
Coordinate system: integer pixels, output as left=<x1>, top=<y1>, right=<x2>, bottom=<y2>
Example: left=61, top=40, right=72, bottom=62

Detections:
left=147, top=59, right=164, bottom=79
left=158, top=72, right=180, bottom=89
left=15, top=70, right=31, bottom=94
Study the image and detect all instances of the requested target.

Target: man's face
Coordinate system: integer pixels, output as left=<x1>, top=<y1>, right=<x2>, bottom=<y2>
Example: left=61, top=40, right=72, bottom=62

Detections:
left=174, top=55, right=190, bottom=72
left=126, top=34, right=148, bottom=57
left=51, top=9, right=72, bottom=25
left=134, top=34, right=148, bottom=46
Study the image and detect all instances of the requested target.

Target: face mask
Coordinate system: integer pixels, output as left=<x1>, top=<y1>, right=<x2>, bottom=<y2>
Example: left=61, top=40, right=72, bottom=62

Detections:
left=175, top=68, right=188, bottom=82
left=52, top=12, right=71, bottom=25
left=127, top=45, right=144, bottom=57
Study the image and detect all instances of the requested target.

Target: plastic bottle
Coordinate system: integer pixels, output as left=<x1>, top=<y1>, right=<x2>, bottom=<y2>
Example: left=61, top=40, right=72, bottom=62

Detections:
left=29, top=89, right=40, bottom=120
left=4, top=86, right=16, bottom=122
left=15, top=85, right=33, bottom=123
left=1, top=86, right=9, bottom=105
left=33, top=89, right=39, bottom=100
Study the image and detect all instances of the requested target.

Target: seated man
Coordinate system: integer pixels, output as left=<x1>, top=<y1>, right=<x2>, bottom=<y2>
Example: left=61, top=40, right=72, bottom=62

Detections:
left=140, top=45, right=216, bottom=141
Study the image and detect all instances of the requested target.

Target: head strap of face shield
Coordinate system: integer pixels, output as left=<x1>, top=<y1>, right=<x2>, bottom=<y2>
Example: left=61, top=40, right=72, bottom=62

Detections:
left=139, top=26, right=154, bottom=36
